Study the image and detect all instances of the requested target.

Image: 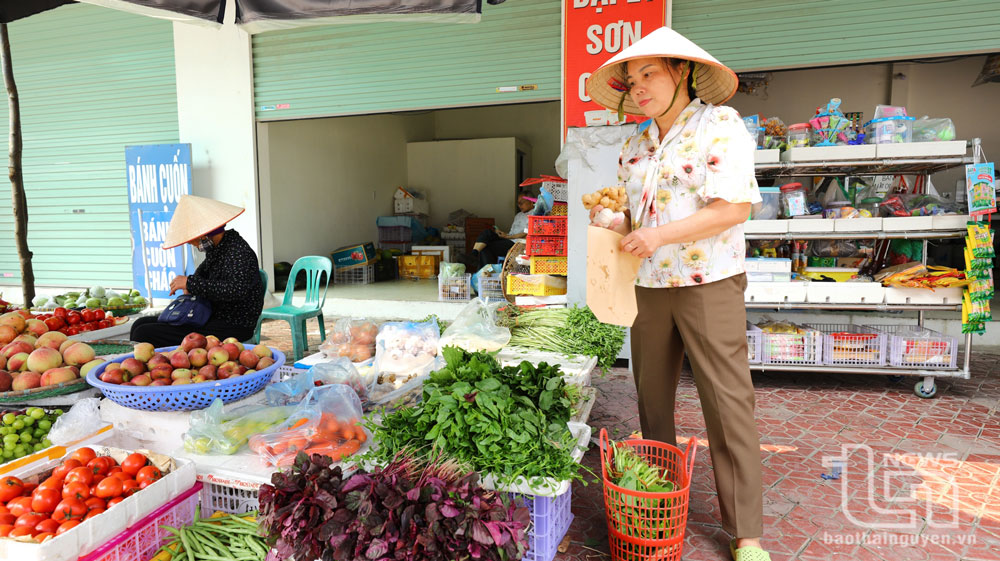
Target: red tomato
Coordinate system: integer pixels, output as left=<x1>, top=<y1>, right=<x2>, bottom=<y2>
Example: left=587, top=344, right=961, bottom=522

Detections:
left=37, top=477, right=65, bottom=494
left=94, top=309, right=106, bottom=320
left=0, top=505, right=8, bottom=515
left=43, top=317, right=65, bottom=331
left=94, top=477, right=122, bottom=499
left=81, top=323, right=96, bottom=332
left=120, top=453, right=148, bottom=476
left=109, top=471, right=130, bottom=482
left=106, top=496, right=125, bottom=507
left=0, top=524, right=14, bottom=537
left=34, top=518, right=60, bottom=534
left=81, top=309, right=96, bottom=323
left=9, top=526, right=34, bottom=538
left=62, top=482, right=89, bottom=502
left=120, top=480, right=140, bottom=497
left=14, top=513, right=46, bottom=530
left=21, top=483, right=37, bottom=495
left=34, top=531, right=55, bottom=543
left=31, top=489, right=61, bottom=513
left=66, top=326, right=81, bottom=336
left=56, top=520, right=80, bottom=535
left=97, top=319, right=112, bottom=329
left=135, top=465, right=162, bottom=486
left=84, top=497, right=106, bottom=511
left=52, top=499, right=86, bottom=522
left=53, top=307, right=68, bottom=320
left=87, top=457, right=114, bottom=478
left=52, top=459, right=81, bottom=481
left=7, top=497, right=33, bottom=517
left=0, top=513, right=14, bottom=525
left=83, top=508, right=104, bottom=520
left=66, top=312, right=82, bottom=325
left=65, top=467, right=93, bottom=487
left=0, top=476, right=24, bottom=503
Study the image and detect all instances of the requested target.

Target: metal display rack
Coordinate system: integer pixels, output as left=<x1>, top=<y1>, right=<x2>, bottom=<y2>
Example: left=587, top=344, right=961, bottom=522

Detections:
left=748, top=139, right=982, bottom=398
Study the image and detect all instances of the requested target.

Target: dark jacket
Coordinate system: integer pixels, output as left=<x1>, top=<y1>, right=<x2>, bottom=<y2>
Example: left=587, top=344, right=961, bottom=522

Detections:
left=186, top=230, right=264, bottom=331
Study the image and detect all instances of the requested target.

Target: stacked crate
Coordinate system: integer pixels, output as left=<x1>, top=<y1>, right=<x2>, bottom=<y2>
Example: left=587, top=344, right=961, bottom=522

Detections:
left=510, top=215, right=568, bottom=297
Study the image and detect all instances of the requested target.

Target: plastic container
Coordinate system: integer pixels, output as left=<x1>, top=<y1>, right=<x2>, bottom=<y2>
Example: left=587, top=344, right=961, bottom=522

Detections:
left=751, top=187, right=780, bottom=220
left=780, top=182, right=808, bottom=217
left=550, top=202, right=568, bottom=216
left=507, top=274, right=568, bottom=296
left=865, top=116, right=914, bottom=144
left=873, top=105, right=908, bottom=120
left=787, top=123, right=811, bottom=148
left=857, top=197, right=882, bottom=217
left=810, top=323, right=886, bottom=366
left=872, top=325, right=958, bottom=369
left=529, top=256, right=568, bottom=275
left=438, top=274, right=472, bottom=301
left=801, top=267, right=860, bottom=282
left=201, top=480, right=260, bottom=515
left=599, top=429, right=697, bottom=561
left=514, top=487, right=574, bottom=561
left=760, top=327, right=823, bottom=365
left=527, top=215, right=568, bottom=236
left=87, top=346, right=285, bottom=412
left=334, top=263, right=375, bottom=285
left=746, top=322, right=763, bottom=364
left=477, top=276, right=505, bottom=299
left=79, top=482, right=203, bottom=561
left=525, top=235, right=568, bottom=257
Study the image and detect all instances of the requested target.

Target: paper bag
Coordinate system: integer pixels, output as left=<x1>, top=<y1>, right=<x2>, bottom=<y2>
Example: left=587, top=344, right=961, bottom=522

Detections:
left=586, top=226, right=641, bottom=326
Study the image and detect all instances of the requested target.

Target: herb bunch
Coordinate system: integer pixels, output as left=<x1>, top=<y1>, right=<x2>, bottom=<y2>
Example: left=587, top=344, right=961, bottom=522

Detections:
left=498, top=306, right=626, bottom=370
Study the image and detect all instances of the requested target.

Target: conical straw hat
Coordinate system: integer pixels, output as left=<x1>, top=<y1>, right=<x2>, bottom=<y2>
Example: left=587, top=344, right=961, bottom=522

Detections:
left=162, top=195, right=245, bottom=249
left=586, top=26, right=738, bottom=117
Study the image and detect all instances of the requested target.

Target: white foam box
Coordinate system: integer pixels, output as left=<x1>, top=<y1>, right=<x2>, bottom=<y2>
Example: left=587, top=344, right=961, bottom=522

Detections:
left=807, top=282, right=885, bottom=304
left=875, top=141, right=967, bottom=158
left=787, top=217, right=835, bottom=233
left=479, top=422, right=590, bottom=497
left=745, top=257, right=792, bottom=273
left=833, top=217, right=883, bottom=232
left=883, top=216, right=934, bottom=231
left=744, top=219, right=788, bottom=234
left=781, top=144, right=877, bottom=162
left=754, top=149, right=780, bottom=164
left=745, top=281, right=808, bottom=303
left=0, top=446, right=197, bottom=561
left=0, top=424, right=116, bottom=478
left=932, top=214, right=971, bottom=230
left=497, top=347, right=597, bottom=387
left=884, top=286, right=964, bottom=305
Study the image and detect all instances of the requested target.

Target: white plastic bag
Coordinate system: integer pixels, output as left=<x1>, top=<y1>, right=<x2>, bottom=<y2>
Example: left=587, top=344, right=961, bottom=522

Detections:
left=48, top=398, right=104, bottom=446
left=373, top=319, right=440, bottom=378
left=439, top=298, right=510, bottom=352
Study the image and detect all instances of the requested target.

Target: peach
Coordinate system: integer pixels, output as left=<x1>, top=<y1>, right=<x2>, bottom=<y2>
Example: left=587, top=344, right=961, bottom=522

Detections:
left=13, top=334, right=36, bottom=347
left=252, top=344, right=272, bottom=359
left=198, top=364, right=217, bottom=380
left=59, top=339, right=77, bottom=354
left=0, top=325, right=17, bottom=345
left=181, top=332, right=207, bottom=352
left=205, top=335, right=221, bottom=350
left=24, top=319, right=48, bottom=337
left=120, top=357, right=146, bottom=378
left=26, top=348, right=63, bottom=373
left=238, top=350, right=259, bottom=370
left=130, top=374, right=152, bottom=386
left=12, top=371, right=41, bottom=391
left=256, top=357, right=276, bottom=370
left=7, top=352, right=30, bottom=372
left=62, top=342, right=96, bottom=367
left=170, top=351, right=191, bottom=369
left=2, top=341, right=33, bottom=359
left=208, top=348, right=229, bottom=367
left=40, top=367, right=77, bottom=386
left=80, top=359, right=105, bottom=378
left=35, top=331, right=68, bottom=351
left=133, top=343, right=155, bottom=363
left=188, top=348, right=208, bottom=368
left=0, top=312, right=26, bottom=334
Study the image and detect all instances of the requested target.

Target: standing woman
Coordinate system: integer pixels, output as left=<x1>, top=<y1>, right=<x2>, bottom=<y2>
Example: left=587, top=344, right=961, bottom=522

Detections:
left=586, top=28, right=770, bottom=561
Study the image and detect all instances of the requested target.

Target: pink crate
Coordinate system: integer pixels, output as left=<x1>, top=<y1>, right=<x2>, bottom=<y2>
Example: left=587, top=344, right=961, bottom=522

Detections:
left=79, top=482, right=203, bottom=561
left=511, top=487, right=573, bottom=561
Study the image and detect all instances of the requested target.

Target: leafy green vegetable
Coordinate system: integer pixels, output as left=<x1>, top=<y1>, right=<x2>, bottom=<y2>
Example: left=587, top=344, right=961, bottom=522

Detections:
left=499, top=306, right=626, bottom=370
left=369, top=347, right=584, bottom=488
left=605, top=440, right=675, bottom=542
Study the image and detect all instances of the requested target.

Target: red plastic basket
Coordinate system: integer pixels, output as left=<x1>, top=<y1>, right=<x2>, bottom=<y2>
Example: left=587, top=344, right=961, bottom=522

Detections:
left=525, top=235, right=568, bottom=257
left=528, top=216, right=568, bottom=236
left=599, top=429, right=697, bottom=561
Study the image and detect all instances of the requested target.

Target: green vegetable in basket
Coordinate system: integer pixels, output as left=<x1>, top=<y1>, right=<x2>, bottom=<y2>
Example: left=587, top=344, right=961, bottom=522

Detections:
left=605, top=440, right=675, bottom=542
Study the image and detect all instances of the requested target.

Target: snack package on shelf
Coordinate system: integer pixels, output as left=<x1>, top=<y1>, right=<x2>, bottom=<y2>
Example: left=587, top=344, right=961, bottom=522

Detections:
left=183, top=398, right=293, bottom=455
left=875, top=262, right=970, bottom=289
left=319, top=318, right=379, bottom=363
left=249, top=385, right=365, bottom=468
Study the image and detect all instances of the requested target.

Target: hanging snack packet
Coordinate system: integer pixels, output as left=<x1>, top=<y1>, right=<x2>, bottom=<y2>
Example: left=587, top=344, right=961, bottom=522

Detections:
left=967, top=222, right=996, bottom=258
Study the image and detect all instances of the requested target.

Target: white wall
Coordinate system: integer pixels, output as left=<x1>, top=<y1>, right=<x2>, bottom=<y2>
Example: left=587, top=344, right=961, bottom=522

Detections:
left=262, top=113, right=435, bottom=263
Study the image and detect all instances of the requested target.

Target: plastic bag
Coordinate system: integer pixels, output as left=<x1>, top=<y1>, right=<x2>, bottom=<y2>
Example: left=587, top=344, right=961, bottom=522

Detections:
left=373, top=319, right=440, bottom=379
left=439, top=298, right=510, bottom=353
left=183, top=398, right=293, bottom=455
left=912, top=117, right=956, bottom=142
left=309, top=357, right=369, bottom=399
left=265, top=371, right=316, bottom=406
left=319, top=318, right=378, bottom=362
left=810, top=240, right=859, bottom=258
left=48, top=398, right=104, bottom=446
left=439, top=262, right=466, bottom=278
left=902, top=194, right=959, bottom=216
left=367, top=372, right=428, bottom=412
left=249, top=385, right=365, bottom=467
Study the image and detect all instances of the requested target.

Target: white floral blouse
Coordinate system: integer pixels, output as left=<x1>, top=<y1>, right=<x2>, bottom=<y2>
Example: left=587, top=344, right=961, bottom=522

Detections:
left=618, top=98, right=761, bottom=288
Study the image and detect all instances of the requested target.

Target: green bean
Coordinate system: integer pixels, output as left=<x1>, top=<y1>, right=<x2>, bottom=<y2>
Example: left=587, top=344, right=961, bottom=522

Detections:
left=178, top=530, right=196, bottom=561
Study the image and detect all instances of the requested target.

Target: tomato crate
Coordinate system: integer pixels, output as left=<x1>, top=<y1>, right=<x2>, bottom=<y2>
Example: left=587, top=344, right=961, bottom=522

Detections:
left=529, top=256, right=568, bottom=275
left=528, top=215, right=568, bottom=236
left=507, top=274, right=567, bottom=296
left=525, top=235, right=568, bottom=257
left=512, top=487, right=573, bottom=561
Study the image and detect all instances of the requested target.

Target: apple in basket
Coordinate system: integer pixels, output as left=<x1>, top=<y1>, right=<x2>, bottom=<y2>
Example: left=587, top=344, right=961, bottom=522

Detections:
left=216, top=361, right=239, bottom=380
left=205, top=335, right=221, bottom=350
left=133, top=342, right=155, bottom=363
left=170, top=351, right=191, bottom=369
left=148, top=353, right=170, bottom=368
left=181, top=332, right=208, bottom=352
left=121, top=358, right=146, bottom=378
left=238, top=350, right=259, bottom=370
left=101, top=369, right=125, bottom=384
left=198, top=364, right=217, bottom=380
left=221, top=343, right=241, bottom=362
left=208, top=347, right=229, bottom=367
left=188, top=348, right=209, bottom=368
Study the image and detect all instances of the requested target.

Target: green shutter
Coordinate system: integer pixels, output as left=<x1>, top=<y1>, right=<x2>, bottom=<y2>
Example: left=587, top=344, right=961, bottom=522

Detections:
left=673, top=0, right=1000, bottom=72
left=252, top=0, right=561, bottom=120
left=0, top=4, right=179, bottom=288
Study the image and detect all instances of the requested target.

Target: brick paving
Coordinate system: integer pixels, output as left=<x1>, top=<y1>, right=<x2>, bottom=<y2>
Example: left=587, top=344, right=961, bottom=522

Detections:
left=258, top=318, right=1000, bottom=561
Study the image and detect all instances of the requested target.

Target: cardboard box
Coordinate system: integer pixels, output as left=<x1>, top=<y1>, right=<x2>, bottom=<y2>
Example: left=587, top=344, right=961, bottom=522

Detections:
left=331, top=242, right=376, bottom=270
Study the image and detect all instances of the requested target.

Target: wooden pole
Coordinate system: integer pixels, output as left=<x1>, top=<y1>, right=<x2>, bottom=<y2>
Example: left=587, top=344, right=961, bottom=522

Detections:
left=0, top=23, right=34, bottom=307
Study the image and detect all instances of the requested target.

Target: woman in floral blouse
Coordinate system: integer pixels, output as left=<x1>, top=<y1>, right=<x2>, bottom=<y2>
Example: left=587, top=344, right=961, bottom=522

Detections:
left=587, top=27, right=769, bottom=561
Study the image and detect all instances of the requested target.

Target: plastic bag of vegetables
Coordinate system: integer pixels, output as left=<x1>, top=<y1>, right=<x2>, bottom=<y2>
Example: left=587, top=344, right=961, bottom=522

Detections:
left=249, top=385, right=366, bottom=467
left=184, top=398, right=294, bottom=455
left=438, top=298, right=510, bottom=353
left=309, top=357, right=370, bottom=399
left=265, top=371, right=316, bottom=406
left=319, top=318, right=379, bottom=362
left=373, top=318, right=440, bottom=379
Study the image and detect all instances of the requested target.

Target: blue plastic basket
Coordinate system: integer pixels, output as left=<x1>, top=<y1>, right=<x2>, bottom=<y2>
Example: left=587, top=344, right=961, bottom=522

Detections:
left=86, top=345, right=285, bottom=411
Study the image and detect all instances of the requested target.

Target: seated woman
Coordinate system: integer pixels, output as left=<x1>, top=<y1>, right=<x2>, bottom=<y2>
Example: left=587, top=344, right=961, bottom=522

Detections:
left=471, top=194, right=535, bottom=268
left=130, top=195, right=265, bottom=348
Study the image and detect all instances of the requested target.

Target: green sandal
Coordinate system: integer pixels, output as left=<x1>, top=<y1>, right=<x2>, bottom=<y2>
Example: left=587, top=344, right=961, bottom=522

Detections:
left=730, top=540, right=772, bottom=561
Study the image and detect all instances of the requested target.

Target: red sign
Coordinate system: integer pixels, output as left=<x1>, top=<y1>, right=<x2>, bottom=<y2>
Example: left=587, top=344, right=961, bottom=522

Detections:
left=563, top=0, right=666, bottom=136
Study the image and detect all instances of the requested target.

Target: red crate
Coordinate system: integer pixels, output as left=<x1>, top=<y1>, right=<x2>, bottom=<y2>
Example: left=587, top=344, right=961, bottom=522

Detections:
left=526, top=235, right=568, bottom=257
left=528, top=216, right=568, bottom=237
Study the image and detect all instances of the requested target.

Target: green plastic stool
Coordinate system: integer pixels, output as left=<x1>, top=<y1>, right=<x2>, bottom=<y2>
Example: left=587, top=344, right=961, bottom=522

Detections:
left=251, top=256, right=331, bottom=361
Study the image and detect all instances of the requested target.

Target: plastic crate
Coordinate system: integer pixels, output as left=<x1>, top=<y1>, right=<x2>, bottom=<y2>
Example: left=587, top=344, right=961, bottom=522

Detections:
left=439, top=274, right=473, bottom=301
left=378, top=225, right=412, bottom=243
left=528, top=215, right=568, bottom=236
left=511, top=487, right=573, bottom=561
left=529, top=256, right=568, bottom=275
left=872, top=325, right=958, bottom=369
left=551, top=202, right=567, bottom=216
left=809, top=323, right=887, bottom=366
left=379, top=240, right=412, bottom=254
left=201, top=481, right=260, bottom=515
left=760, top=327, right=823, bottom=365
left=478, top=276, right=505, bottom=299
left=335, top=263, right=375, bottom=285
left=746, top=322, right=762, bottom=364
left=525, top=235, right=568, bottom=257
left=542, top=181, right=568, bottom=202
left=508, top=274, right=567, bottom=296
left=80, top=483, right=203, bottom=561
left=398, top=255, right=437, bottom=279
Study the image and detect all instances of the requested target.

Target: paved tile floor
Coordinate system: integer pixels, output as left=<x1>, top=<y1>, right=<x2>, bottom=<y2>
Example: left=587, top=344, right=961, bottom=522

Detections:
left=258, top=319, right=1000, bottom=561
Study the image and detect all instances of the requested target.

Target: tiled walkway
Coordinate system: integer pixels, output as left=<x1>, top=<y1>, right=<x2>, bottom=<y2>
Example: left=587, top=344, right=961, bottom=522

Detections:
left=258, top=320, right=1000, bottom=561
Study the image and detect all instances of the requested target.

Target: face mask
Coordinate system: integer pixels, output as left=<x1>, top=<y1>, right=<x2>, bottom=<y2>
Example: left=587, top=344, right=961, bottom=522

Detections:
left=195, top=236, right=215, bottom=252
